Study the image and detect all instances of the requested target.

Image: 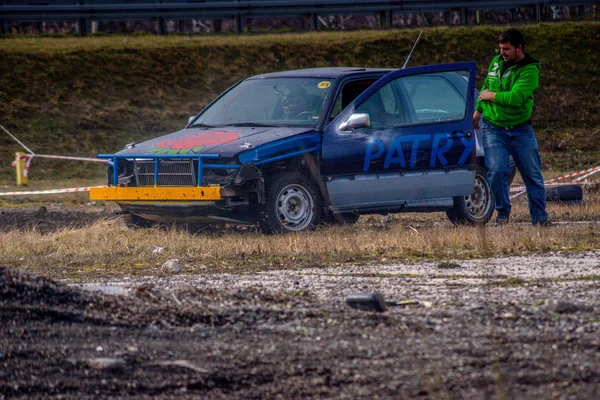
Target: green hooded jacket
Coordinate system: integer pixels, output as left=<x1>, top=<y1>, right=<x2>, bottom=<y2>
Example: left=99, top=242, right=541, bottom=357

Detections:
left=476, top=53, right=541, bottom=128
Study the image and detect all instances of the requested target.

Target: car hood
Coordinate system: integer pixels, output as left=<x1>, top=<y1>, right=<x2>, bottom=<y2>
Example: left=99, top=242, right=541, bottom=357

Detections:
left=116, top=126, right=315, bottom=158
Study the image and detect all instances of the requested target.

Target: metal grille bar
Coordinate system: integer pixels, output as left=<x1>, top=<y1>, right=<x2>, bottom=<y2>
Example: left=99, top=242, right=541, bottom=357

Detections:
left=134, top=159, right=196, bottom=187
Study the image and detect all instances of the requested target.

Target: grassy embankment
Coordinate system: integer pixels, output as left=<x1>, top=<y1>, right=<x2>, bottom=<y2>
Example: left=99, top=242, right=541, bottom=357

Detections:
left=1, top=22, right=599, bottom=183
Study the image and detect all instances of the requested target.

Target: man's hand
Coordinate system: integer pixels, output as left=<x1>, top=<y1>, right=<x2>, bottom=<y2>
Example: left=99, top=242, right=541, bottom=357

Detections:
left=473, top=110, right=482, bottom=130
left=478, top=89, right=496, bottom=102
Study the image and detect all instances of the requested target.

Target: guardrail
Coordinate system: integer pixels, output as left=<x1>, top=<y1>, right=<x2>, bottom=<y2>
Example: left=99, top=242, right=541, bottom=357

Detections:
left=2, top=1, right=599, bottom=34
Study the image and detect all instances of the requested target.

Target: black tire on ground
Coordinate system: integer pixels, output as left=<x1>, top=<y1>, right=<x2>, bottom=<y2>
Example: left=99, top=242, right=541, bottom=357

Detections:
left=257, top=171, right=321, bottom=234
left=546, top=184, right=583, bottom=203
left=446, top=165, right=494, bottom=225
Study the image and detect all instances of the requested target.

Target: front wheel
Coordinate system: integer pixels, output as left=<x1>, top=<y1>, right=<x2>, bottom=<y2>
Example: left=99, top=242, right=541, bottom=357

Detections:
left=446, top=166, right=494, bottom=225
left=257, top=171, right=321, bottom=234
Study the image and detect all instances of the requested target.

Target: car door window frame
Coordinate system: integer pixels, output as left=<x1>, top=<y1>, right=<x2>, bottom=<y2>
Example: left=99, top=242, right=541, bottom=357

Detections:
left=323, top=75, right=387, bottom=128
left=331, top=62, right=476, bottom=135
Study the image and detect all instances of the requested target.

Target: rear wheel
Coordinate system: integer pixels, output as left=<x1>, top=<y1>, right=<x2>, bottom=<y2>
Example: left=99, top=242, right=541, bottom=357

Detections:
left=446, top=165, right=494, bottom=225
left=257, top=171, right=321, bottom=234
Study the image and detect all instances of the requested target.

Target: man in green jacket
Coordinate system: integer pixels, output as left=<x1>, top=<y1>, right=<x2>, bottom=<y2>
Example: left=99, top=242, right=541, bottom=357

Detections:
left=474, top=28, right=550, bottom=226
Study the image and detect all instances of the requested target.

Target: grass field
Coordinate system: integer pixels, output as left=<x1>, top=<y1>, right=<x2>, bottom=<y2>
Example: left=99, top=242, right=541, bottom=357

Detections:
left=1, top=177, right=598, bottom=280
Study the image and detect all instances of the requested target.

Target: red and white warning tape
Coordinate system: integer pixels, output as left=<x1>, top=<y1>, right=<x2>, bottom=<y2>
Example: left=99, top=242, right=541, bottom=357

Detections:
left=509, top=181, right=591, bottom=193
left=573, top=168, right=600, bottom=183
left=508, top=166, right=600, bottom=199
left=1, top=124, right=35, bottom=155
left=3, top=124, right=107, bottom=178
left=509, top=182, right=590, bottom=200
left=0, top=186, right=104, bottom=197
left=509, top=190, right=526, bottom=200
left=544, top=166, right=600, bottom=184
left=11, top=154, right=107, bottom=178
left=24, top=155, right=32, bottom=178
left=33, top=154, right=107, bottom=163
left=11, top=154, right=32, bottom=177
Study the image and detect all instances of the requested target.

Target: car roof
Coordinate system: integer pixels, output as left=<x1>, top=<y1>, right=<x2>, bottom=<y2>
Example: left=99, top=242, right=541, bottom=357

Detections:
left=248, top=67, right=395, bottom=80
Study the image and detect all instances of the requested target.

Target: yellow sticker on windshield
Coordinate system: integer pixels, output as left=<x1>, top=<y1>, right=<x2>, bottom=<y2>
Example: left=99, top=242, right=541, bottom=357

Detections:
left=318, top=81, right=331, bottom=89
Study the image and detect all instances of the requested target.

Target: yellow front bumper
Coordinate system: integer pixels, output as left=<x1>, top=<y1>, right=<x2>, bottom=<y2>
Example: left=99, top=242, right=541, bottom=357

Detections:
left=90, top=186, right=221, bottom=201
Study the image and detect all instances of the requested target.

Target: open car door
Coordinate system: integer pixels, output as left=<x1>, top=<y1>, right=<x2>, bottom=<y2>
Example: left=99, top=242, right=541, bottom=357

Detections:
left=321, top=62, right=477, bottom=213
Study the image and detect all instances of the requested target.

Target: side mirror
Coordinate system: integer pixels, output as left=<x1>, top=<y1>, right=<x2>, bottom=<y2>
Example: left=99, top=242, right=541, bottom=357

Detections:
left=339, top=113, right=370, bottom=132
left=188, top=116, right=195, bottom=125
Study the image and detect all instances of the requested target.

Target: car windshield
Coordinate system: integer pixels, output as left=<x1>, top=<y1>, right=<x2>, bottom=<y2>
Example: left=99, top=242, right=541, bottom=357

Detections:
left=190, top=77, right=334, bottom=128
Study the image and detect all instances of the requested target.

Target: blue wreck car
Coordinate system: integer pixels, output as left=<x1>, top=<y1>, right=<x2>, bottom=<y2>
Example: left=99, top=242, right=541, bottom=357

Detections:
left=91, top=62, right=498, bottom=233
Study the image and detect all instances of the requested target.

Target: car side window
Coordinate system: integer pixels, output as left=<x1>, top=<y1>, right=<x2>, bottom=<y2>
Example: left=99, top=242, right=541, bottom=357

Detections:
left=399, top=73, right=468, bottom=123
left=355, top=70, right=469, bottom=129
left=379, top=83, right=397, bottom=114
left=355, top=81, right=406, bottom=129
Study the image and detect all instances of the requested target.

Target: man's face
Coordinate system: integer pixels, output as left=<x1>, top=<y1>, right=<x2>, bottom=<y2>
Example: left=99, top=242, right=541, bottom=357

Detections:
left=499, top=41, right=523, bottom=62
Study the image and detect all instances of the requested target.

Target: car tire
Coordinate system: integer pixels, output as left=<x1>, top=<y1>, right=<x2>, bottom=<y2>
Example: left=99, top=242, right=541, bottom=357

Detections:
left=546, top=184, right=583, bottom=203
left=446, top=165, right=494, bottom=225
left=257, top=171, right=321, bottom=234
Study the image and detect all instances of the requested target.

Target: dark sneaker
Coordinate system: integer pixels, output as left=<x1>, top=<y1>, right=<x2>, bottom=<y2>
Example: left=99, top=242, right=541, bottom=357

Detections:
left=534, top=220, right=553, bottom=227
left=495, top=213, right=510, bottom=225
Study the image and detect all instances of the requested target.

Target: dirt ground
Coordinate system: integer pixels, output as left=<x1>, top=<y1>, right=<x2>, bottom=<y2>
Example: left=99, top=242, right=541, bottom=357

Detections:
left=1, top=207, right=600, bottom=399
left=0, top=205, right=117, bottom=234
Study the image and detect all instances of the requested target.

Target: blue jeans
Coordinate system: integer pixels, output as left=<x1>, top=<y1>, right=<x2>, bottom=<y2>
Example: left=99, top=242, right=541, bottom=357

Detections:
left=482, top=120, right=548, bottom=224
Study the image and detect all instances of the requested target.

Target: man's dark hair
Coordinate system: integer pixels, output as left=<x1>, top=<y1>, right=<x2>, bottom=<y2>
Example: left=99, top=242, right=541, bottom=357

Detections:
left=498, top=28, right=525, bottom=49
